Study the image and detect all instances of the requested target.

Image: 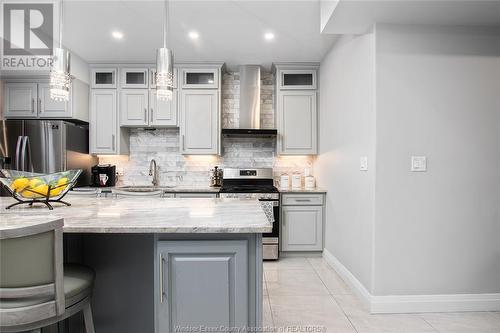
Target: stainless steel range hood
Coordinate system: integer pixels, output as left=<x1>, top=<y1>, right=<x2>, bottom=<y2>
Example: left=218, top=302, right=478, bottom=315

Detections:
left=221, top=65, right=277, bottom=137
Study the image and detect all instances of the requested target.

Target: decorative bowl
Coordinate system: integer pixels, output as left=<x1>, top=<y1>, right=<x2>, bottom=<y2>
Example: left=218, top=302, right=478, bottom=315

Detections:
left=0, top=169, right=82, bottom=210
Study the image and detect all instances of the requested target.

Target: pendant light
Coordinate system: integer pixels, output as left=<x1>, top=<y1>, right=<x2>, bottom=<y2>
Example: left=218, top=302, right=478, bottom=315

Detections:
left=50, top=0, right=71, bottom=101
left=156, top=0, right=174, bottom=101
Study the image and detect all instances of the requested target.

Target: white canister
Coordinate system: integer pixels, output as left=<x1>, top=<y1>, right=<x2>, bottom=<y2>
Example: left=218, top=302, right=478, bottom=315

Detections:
left=305, top=175, right=316, bottom=189
left=280, top=174, right=290, bottom=190
left=291, top=173, right=302, bottom=189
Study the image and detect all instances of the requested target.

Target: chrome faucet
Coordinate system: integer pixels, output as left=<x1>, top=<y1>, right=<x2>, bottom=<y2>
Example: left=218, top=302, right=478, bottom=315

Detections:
left=149, top=159, right=159, bottom=186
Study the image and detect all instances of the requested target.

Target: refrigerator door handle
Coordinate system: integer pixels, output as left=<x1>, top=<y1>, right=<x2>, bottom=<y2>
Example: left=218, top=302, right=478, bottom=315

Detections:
left=20, top=136, right=28, bottom=172
left=25, top=136, right=34, bottom=172
left=15, top=136, right=23, bottom=170
left=20, top=136, right=34, bottom=172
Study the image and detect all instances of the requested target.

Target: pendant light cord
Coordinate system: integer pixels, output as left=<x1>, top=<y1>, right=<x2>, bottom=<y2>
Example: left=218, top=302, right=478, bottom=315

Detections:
left=59, top=0, right=63, bottom=48
left=163, top=0, right=168, bottom=48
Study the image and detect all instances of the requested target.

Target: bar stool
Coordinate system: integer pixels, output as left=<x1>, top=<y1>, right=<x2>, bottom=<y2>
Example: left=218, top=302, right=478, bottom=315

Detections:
left=0, top=218, right=96, bottom=333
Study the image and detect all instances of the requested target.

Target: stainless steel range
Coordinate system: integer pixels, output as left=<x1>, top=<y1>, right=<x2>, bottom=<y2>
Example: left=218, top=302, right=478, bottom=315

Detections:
left=219, top=168, right=280, bottom=260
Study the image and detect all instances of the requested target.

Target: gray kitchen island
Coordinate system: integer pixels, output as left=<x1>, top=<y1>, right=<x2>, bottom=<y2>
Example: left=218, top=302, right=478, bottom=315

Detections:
left=0, top=196, right=272, bottom=333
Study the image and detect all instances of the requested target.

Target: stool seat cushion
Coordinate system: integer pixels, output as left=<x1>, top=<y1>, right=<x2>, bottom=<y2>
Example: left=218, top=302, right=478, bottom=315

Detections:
left=0, top=264, right=95, bottom=309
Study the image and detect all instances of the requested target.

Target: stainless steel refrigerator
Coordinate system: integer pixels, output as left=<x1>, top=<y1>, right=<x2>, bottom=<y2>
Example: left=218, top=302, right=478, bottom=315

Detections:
left=0, top=119, right=97, bottom=190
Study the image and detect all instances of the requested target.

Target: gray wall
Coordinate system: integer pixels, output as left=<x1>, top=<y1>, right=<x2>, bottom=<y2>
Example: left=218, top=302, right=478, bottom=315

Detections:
left=317, top=23, right=500, bottom=297
left=316, top=33, right=376, bottom=292
left=373, top=24, right=500, bottom=295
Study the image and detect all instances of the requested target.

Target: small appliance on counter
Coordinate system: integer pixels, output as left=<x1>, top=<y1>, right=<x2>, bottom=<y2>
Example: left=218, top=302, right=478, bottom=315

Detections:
left=91, top=164, right=116, bottom=187
left=210, top=166, right=223, bottom=187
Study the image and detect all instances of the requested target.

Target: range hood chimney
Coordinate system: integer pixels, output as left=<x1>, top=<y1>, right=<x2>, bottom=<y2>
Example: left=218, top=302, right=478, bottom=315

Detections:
left=221, top=65, right=277, bottom=137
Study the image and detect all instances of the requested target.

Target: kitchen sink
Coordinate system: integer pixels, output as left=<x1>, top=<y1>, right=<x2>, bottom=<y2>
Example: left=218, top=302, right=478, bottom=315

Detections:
left=115, top=186, right=173, bottom=193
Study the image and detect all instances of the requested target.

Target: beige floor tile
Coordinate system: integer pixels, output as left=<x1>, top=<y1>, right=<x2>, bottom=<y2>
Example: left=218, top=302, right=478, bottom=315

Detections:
left=263, top=296, right=274, bottom=331
left=307, top=257, right=333, bottom=270
left=264, top=257, right=313, bottom=271
left=335, top=295, right=437, bottom=333
left=266, top=269, right=330, bottom=296
left=421, top=312, right=500, bottom=332
left=269, top=295, right=357, bottom=333
left=314, top=265, right=352, bottom=295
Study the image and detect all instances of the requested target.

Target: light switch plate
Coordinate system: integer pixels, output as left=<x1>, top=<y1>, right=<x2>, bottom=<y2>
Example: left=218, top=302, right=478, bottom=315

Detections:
left=411, top=156, right=427, bottom=172
left=360, top=156, right=368, bottom=171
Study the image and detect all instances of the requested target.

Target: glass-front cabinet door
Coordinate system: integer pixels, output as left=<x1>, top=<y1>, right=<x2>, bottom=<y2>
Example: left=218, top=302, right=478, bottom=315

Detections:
left=279, top=69, right=317, bottom=90
left=181, top=68, right=219, bottom=89
left=120, top=68, right=148, bottom=88
left=91, top=68, right=117, bottom=88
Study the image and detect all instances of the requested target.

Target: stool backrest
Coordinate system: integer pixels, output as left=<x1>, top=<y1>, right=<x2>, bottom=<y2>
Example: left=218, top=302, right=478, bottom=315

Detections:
left=0, top=218, right=65, bottom=326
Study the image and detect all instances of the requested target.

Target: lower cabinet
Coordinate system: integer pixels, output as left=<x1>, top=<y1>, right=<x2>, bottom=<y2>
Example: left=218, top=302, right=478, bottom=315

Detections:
left=157, top=240, right=248, bottom=332
left=281, top=194, right=324, bottom=251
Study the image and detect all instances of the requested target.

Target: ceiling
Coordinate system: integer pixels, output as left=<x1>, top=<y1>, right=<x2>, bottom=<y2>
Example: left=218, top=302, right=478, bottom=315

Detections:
left=322, top=0, right=500, bottom=34
left=62, top=0, right=337, bottom=70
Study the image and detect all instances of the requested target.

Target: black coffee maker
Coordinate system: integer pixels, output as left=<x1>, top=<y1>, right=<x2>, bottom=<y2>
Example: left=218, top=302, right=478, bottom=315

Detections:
left=91, top=164, right=116, bottom=187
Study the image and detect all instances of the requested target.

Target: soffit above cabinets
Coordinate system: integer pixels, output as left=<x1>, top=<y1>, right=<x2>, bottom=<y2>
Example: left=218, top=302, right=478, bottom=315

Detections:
left=321, top=0, right=500, bottom=34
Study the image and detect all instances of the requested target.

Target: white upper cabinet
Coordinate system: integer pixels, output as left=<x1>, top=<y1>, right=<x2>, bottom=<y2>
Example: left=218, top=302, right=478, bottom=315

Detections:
left=120, top=89, right=149, bottom=126
left=38, top=83, right=71, bottom=118
left=91, top=68, right=117, bottom=88
left=278, top=69, right=317, bottom=90
left=274, top=63, right=319, bottom=155
left=120, top=68, right=148, bottom=88
left=180, top=89, right=219, bottom=155
left=90, top=90, right=118, bottom=154
left=277, top=90, right=317, bottom=155
left=3, top=83, right=38, bottom=118
left=4, top=80, right=88, bottom=121
left=150, top=89, right=177, bottom=127
left=181, top=68, right=219, bottom=89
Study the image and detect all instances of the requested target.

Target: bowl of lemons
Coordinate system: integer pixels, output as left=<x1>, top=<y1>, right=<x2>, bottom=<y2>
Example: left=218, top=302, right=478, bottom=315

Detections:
left=0, top=169, right=82, bottom=209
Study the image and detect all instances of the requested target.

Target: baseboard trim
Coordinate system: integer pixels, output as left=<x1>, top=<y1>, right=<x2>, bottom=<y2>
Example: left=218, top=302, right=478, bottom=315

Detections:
left=322, top=249, right=500, bottom=313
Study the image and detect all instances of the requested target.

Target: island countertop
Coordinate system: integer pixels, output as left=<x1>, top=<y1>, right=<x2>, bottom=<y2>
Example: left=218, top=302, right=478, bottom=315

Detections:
left=0, top=197, right=272, bottom=234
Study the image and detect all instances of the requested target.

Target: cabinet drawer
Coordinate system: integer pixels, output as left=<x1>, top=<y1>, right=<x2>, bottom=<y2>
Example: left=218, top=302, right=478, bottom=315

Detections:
left=281, top=194, right=324, bottom=206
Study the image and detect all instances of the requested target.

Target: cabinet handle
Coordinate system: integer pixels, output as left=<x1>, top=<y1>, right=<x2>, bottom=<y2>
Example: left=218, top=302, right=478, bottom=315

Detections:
left=181, top=135, right=185, bottom=151
left=38, top=97, right=42, bottom=113
left=112, top=134, right=115, bottom=151
left=295, top=199, right=311, bottom=202
left=159, top=254, right=165, bottom=303
left=31, top=98, right=35, bottom=113
left=144, top=108, right=147, bottom=123
left=151, top=107, right=153, bottom=121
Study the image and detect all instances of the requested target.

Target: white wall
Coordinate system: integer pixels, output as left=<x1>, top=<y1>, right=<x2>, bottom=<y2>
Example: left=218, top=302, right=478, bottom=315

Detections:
left=316, top=32, right=376, bottom=292
left=374, top=24, right=500, bottom=296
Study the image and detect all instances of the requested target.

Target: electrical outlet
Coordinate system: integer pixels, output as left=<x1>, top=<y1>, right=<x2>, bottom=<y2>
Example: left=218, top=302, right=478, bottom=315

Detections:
left=411, top=156, right=427, bottom=172
left=360, top=156, right=368, bottom=171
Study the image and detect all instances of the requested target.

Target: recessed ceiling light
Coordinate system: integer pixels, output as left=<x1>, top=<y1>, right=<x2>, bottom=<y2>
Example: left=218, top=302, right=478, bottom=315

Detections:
left=264, top=32, right=275, bottom=41
left=112, top=31, right=124, bottom=40
left=188, top=31, right=199, bottom=40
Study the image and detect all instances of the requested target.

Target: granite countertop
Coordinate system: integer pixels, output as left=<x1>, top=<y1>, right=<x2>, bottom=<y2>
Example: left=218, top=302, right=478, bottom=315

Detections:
left=0, top=197, right=272, bottom=234
left=279, top=187, right=327, bottom=193
left=77, top=186, right=220, bottom=193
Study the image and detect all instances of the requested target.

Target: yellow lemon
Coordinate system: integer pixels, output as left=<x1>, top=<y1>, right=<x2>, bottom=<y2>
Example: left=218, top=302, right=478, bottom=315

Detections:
left=31, top=184, right=49, bottom=198
left=57, top=177, right=69, bottom=186
left=50, top=186, right=64, bottom=197
left=28, top=178, right=43, bottom=188
left=11, top=177, right=29, bottom=191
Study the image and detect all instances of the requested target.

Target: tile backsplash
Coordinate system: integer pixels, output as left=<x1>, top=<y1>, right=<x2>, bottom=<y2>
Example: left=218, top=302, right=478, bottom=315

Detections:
left=99, top=71, right=314, bottom=187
